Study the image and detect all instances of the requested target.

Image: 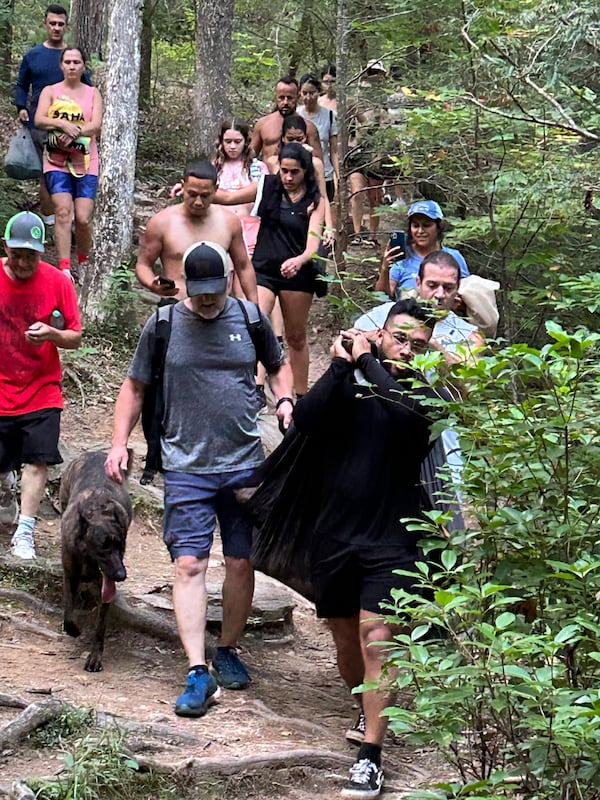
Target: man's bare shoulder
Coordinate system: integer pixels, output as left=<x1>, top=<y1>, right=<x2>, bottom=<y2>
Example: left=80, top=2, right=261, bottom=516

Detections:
left=148, top=203, right=183, bottom=226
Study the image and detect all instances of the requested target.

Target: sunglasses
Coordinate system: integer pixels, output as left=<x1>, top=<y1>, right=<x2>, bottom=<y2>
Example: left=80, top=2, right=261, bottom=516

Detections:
left=386, top=330, right=429, bottom=353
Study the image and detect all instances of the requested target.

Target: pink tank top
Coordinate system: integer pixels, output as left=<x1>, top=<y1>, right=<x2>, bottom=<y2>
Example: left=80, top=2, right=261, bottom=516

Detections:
left=42, top=84, right=99, bottom=176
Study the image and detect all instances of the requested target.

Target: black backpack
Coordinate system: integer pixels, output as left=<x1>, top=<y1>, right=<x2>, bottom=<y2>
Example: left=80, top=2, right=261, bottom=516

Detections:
left=140, top=298, right=263, bottom=485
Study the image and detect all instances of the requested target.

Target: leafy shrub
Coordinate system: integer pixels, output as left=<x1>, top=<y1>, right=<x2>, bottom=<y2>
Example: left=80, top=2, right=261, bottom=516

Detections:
left=382, top=320, right=600, bottom=799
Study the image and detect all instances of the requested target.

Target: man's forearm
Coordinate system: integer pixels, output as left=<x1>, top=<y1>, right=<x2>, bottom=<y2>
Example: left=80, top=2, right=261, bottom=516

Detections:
left=112, top=379, right=145, bottom=447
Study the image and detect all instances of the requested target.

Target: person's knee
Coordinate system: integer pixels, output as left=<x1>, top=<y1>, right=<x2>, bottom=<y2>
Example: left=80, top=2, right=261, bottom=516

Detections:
left=224, top=556, right=253, bottom=582
left=175, top=555, right=208, bottom=582
left=361, top=619, right=392, bottom=661
left=55, top=204, right=73, bottom=225
left=75, top=207, right=92, bottom=227
left=285, top=329, right=307, bottom=351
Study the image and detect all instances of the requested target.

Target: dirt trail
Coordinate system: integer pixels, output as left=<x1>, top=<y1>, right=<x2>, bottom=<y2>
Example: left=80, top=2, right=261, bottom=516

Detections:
left=0, top=241, right=448, bottom=798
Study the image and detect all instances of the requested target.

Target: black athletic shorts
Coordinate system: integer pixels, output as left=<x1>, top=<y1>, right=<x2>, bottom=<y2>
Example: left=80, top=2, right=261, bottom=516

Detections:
left=0, top=408, right=62, bottom=472
left=311, top=536, right=421, bottom=618
left=256, top=264, right=316, bottom=296
left=325, top=179, right=335, bottom=202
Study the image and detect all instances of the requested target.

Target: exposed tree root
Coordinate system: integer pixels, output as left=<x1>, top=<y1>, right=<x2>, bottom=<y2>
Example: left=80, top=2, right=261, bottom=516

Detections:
left=0, top=588, right=61, bottom=618
left=243, top=698, right=331, bottom=738
left=0, top=698, right=65, bottom=749
left=134, top=748, right=355, bottom=777
left=0, top=611, right=61, bottom=640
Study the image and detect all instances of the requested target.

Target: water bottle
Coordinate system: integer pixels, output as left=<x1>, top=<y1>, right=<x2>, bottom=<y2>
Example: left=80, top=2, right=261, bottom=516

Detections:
left=49, top=310, right=65, bottom=329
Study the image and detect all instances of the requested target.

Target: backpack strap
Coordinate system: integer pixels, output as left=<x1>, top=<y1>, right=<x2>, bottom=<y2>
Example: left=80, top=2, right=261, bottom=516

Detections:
left=236, top=297, right=265, bottom=375
left=140, top=303, right=174, bottom=485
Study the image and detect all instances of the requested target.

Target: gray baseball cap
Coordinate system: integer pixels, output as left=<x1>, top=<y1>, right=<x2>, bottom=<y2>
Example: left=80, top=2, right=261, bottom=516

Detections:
left=4, top=211, right=45, bottom=253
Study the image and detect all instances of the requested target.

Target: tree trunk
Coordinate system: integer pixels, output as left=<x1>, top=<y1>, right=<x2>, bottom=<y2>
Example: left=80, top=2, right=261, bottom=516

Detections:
left=0, top=0, right=15, bottom=85
left=71, top=0, right=106, bottom=60
left=188, top=0, right=233, bottom=159
left=83, top=0, right=143, bottom=317
left=139, top=0, right=154, bottom=109
left=335, top=0, right=349, bottom=254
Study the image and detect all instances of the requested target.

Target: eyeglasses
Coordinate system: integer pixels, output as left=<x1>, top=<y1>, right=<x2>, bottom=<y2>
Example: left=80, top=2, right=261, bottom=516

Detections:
left=386, top=330, right=429, bottom=353
left=322, top=79, right=335, bottom=84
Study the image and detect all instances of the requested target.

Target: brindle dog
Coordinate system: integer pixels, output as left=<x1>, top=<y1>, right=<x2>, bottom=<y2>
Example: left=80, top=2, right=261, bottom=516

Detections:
left=60, top=450, right=132, bottom=672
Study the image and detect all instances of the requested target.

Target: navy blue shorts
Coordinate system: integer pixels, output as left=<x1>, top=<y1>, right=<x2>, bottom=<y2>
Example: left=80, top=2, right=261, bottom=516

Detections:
left=45, top=170, right=98, bottom=199
left=310, top=537, right=421, bottom=618
left=163, top=468, right=257, bottom=561
left=0, top=408, right=62, bottom=473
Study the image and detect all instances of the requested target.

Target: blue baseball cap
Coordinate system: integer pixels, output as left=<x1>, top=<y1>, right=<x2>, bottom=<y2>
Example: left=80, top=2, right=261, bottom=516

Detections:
left=408, top=200, right=443, bottom=221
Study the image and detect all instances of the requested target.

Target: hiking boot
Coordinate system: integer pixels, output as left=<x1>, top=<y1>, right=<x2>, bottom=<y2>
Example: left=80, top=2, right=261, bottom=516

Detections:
left=341, top=758, right=384, bottom=798
left=346, top=710, right=366, bottom=745
left=0, top=473, right=18, bottom=530
left=256, top=384, right=268, bottom=415
left=175, top=666, right=220, bottom=717
left=210, top=646, right=250, bottom=689
left=11, top=530, right=36, bottom=560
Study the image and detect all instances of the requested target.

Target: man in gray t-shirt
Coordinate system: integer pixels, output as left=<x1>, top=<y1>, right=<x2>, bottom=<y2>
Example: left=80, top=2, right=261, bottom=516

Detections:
left=106, top=241, right=294, bottom=718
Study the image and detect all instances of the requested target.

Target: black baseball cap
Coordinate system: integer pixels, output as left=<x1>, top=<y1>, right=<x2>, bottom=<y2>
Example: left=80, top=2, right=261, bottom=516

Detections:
left=183, top=241, right=231, bottom=296
left=4, top=211, right=45, bottom=253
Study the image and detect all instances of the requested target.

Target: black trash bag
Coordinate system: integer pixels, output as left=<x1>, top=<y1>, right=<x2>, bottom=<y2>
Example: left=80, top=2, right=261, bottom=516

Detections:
left=4, top=127, right=42, bottom=180
left=242, top=424, right=320, bottom=601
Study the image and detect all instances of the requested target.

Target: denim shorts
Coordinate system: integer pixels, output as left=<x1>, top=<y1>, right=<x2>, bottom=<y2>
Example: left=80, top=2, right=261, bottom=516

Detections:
left=163, top=468, right=257, bottom=561
left=44, top=170, right=98, bottom=199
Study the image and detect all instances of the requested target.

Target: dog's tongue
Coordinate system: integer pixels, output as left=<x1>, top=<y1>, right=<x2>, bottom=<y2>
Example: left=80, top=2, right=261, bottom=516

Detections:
left=101, top=576, right=117, bottom=604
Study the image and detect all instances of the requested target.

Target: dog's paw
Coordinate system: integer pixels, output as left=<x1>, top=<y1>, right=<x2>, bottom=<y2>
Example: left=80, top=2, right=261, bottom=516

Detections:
left=84, top=652, right=104, bottom=673
left=63, top=619, right=80, bottom=638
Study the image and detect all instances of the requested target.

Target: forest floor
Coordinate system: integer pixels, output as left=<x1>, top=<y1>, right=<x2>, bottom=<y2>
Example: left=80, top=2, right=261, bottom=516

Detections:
left=0, top=183, right=452, bottom=798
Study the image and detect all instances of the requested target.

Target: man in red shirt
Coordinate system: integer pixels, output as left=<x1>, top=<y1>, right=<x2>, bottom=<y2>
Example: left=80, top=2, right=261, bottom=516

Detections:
left=0, top=212, right=81, bottom=558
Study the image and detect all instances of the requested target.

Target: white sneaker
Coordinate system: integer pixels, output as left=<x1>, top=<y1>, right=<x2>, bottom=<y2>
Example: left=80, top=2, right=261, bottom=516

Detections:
left=390, top=199, right=407, bottom=210
left=11, top=530, right=36, bottom=560
left=41, top=213, right=55, bottom=225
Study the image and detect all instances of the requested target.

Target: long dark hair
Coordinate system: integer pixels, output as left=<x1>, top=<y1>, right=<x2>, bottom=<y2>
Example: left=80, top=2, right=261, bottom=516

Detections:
left=281, top=114, right=307, bottom=141
left=214, top=118, right=254, bottom=178
left=260, top=143, right=320, bottom=220
left=279, top=142, right=319, bottom=201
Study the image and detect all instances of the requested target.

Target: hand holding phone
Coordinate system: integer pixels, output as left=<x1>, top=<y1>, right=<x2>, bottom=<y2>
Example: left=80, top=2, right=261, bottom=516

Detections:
left=389, top=230, right=406, bottom=259
left=157, top=276, right=176, bottom=289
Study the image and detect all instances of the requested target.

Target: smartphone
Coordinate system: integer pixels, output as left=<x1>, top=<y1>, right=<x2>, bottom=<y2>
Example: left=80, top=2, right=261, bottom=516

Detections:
left=157, top=276, right=176, bottom=289
left=389, top=230, right=406, bottom=259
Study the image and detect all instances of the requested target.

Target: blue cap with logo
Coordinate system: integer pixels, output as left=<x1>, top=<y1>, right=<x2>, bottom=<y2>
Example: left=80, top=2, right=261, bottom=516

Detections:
left=408, top=200, right=444, bottom=221
left=4, top=211, right=45, bottom=253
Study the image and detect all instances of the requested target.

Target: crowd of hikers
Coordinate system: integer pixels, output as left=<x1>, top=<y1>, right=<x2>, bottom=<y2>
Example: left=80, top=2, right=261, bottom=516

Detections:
left=1, top=6, right=503, bottom=798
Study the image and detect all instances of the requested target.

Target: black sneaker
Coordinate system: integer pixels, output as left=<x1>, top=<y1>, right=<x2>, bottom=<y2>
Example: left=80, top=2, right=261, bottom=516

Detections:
left=346, top=710, right=366, bottom=745
left=175, top=666, right=220, bottom=717
left=210, top=646, right=251, bottom=689
left=341, top=758, right=384, bottom=798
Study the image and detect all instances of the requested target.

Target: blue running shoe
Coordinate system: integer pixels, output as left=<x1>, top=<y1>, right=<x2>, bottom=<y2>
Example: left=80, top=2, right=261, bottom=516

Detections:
left=175, top=666, right=220, bottom=717
left=210, top=646, right=251, bottom=689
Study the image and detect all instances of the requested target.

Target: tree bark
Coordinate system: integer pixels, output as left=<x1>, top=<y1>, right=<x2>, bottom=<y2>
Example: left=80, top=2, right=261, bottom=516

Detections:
left=0, top=0, right=15, bottom=85
left=188, top=0, right=233, bottom=159
left=70, top=0, right=106, bottom=60
left=83, top=0, right=143, bottom=317
left=139, top=0, right=154, bottom=109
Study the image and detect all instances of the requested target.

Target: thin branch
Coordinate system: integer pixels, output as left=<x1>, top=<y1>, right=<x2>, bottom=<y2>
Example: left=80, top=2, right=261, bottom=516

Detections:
left=465, top=96, right=599, bottom=141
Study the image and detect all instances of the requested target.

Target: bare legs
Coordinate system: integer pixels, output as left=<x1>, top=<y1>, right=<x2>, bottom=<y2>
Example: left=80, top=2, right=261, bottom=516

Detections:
left=173, top=554, right=254, bottom=666
left=20, top=463, right=48, bottom=518
left=328, top=610, right=396, bottom=746
left=349, top=171, right=383, bottom=240
left=51, top=192, right=95, bottom=266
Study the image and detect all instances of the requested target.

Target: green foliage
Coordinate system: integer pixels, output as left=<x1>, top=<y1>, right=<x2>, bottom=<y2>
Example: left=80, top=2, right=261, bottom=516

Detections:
left=382, top=314, right=600, bottom=798
left=30, top=728, right=176, bottom=800
left=32, top=707, right=94, bottom=749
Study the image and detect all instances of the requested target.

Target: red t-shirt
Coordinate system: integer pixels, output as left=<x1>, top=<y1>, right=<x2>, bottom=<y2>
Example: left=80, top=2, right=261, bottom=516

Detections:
left=0, top=259, right=82, bottom=415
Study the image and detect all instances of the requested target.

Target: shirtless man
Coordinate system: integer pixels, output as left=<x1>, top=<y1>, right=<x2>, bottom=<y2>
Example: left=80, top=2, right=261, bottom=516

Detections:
left=135, top=160, right=258, bottom=303
left=251, top=76, right=322, bottom=162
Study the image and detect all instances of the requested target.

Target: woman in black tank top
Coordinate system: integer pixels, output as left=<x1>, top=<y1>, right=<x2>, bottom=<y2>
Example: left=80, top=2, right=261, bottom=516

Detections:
left=252, top=143, right=325, bottom=396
